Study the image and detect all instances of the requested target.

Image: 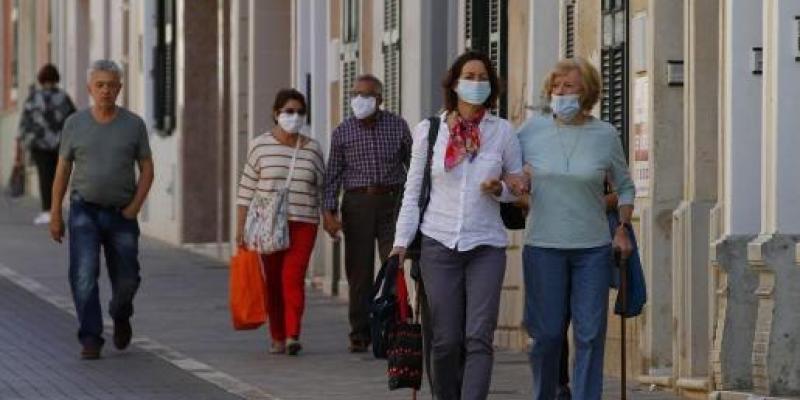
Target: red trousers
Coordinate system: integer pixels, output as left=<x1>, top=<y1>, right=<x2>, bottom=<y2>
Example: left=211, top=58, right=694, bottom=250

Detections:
left=260, top=221, right=318, bottom=341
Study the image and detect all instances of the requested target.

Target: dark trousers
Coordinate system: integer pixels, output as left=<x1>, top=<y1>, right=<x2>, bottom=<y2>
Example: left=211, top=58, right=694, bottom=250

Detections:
left=68, top=192, right=141, bottom=347
left=341, top=191, right=398, bottom=341
left=31, top=148, right=58, bottom=211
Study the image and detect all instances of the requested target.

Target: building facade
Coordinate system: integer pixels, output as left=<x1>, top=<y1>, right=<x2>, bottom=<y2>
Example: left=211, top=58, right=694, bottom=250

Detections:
left=1, top=1, right=798, bottom=398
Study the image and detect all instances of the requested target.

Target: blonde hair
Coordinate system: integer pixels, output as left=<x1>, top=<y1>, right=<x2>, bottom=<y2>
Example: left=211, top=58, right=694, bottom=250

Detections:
left=541, top=57, right=602, bottom=112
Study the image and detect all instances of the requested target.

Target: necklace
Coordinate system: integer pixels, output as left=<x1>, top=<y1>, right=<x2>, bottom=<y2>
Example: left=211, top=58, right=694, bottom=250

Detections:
left=555, top=125, right=584, bottom=172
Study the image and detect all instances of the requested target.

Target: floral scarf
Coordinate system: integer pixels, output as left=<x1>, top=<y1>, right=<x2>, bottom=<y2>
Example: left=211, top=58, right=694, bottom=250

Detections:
left=444, top=109, right=485, bottom=171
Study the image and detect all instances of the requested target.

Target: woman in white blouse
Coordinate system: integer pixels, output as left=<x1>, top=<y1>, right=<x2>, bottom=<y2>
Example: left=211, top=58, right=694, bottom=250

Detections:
left=390, top=51, right=525, bottom=400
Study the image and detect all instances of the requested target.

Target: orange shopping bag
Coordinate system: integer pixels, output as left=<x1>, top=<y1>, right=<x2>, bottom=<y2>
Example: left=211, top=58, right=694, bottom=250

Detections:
left=229, top=247, right=267, bottom=330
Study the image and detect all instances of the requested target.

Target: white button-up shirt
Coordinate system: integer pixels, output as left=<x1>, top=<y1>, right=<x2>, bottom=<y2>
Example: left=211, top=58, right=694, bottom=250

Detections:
left=393, top=112, right=523, bottom=251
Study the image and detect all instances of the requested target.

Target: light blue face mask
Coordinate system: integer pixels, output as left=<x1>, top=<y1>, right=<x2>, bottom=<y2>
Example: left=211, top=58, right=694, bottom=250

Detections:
left=550, top=94, right=582, bottom=121
left=455, top=79, right=492, bottom=105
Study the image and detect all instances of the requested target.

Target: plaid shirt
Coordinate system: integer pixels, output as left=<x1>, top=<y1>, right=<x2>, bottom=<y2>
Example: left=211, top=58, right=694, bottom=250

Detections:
left=323, top=111, right=412, bottom=211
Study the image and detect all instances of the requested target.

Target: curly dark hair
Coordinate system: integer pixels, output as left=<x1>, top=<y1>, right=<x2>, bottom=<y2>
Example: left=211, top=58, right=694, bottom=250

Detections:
left=271, top=89, right=307, bottom=123
left=441, top=51, right=500, bottom=111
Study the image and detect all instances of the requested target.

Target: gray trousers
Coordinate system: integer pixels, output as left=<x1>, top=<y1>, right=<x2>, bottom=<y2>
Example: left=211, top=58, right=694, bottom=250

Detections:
left=420, top=236, right=506, bottom=400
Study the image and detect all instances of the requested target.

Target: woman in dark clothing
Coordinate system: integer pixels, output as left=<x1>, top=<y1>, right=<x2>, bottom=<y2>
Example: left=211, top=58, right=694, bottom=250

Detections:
left=15, top=64, right=76, bottom=224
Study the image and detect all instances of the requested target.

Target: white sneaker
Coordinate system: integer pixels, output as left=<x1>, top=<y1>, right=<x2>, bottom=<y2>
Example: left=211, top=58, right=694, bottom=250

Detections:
left=33, top=212, right=51, bottom=225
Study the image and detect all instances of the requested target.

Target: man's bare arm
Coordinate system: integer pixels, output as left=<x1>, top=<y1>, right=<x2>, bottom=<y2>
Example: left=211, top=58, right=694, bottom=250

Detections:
left=49, top=158, right=73, bottom=243
left=122, top=158, right=154, bottom=219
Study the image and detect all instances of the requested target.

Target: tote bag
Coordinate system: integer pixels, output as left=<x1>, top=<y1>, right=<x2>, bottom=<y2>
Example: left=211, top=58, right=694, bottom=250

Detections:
left=243, top=138, right=302, bottom=254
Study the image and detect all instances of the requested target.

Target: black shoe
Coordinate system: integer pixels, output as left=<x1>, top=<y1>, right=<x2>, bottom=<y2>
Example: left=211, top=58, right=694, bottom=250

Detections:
left=113, top=319, right=132, bottom=350
left=81, top=344, right=102, bottom=360
left=348, top=339, right=369, bottom=353
left=287, top=338, right=302, bottom=356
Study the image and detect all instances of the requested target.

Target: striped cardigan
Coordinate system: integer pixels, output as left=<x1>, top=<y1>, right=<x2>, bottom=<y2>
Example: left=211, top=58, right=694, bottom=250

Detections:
left=237, top=132, right=325, bottom=224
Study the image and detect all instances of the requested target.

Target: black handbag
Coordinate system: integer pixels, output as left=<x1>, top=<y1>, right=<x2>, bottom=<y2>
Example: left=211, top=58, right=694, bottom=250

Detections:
left=368, top=255, right=402, bottom=359
left=386, top=263, right=423, bottom=392
left=7, top=164, right=25, bottom=198
left=500, top=202, right=526, bottom=230
left=403, top=117, right=440, bottom=261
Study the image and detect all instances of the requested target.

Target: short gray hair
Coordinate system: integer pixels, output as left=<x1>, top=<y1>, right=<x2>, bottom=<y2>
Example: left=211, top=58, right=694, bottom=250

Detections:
left=87, top=59, right=123, bottom=81
left=355, top=74, right=383, bottom=96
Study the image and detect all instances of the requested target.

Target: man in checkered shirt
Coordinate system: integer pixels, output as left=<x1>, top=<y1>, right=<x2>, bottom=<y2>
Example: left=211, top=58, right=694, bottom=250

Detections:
left=322, top=74, right=412, bottom=353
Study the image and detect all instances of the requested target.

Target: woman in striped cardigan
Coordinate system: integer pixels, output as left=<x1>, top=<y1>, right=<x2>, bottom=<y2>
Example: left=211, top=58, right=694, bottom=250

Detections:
left=235, top=89, right=325, bottom=356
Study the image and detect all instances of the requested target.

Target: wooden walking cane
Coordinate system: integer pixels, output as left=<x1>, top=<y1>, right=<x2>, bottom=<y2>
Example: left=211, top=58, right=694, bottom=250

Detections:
left=618, top=252, right=629, bottom=400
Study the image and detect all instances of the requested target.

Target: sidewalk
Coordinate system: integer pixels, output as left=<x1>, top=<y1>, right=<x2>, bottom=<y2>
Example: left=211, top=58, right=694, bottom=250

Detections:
left=0, top=195, right=680, bottom=399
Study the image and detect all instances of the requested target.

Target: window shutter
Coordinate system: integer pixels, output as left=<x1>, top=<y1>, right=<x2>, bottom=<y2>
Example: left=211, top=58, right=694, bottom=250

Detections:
left=601, top=0, right=627, bottom=152
left=341, top=0, right=360, bottom=120
left=154, top=0, right=176, bottom=135
left=488, top=0, right=507, bottom=117
left=565, top=1, right=575, bottom=58
left=465, top=0, right=473, bottom=49
left=464, top=0, right=507, bottom=118
left=382, top=0, right=401, bottom=114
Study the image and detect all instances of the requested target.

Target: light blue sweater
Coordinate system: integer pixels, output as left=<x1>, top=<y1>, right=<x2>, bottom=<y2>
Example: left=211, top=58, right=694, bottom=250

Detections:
left=517, top=115, right=635, bottom=249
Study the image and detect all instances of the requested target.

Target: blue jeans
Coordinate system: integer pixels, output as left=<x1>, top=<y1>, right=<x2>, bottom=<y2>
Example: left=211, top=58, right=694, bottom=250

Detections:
left=522, top=245, right=612, bottom=400
left=68, top=192, right=141, bottom=347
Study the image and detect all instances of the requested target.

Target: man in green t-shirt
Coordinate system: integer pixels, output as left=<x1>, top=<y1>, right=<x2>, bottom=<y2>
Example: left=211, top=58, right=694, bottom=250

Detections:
left=49, top=60, right=154, bottom=360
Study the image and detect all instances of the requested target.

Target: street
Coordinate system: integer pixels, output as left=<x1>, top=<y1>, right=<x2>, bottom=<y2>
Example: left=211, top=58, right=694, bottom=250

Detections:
left=0, top=195, right=677, bottom=400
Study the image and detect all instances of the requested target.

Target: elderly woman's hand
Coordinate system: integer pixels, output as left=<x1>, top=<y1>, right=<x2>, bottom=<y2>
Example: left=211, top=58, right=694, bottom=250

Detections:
left=613, top=225, right=633, bottom=260
left=504, top=173, right=530, bottom=196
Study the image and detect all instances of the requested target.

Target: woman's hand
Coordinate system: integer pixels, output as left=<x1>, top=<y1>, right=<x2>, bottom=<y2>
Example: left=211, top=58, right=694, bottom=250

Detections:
left=389, top=246, right=407, bottom=263
left=235, top=228, right=245, bottom=248
left=612, top=225, right=633, bottom=260
left=480, top=179, right=503, bottom=196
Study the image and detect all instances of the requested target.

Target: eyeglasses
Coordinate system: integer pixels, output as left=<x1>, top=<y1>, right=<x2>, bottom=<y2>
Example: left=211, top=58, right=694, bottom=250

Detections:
left=280, top=108, right=306, bottom=116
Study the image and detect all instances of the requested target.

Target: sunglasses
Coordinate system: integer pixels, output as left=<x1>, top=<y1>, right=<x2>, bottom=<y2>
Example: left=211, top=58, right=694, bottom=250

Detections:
left=280, top=108, right=307, bottom=116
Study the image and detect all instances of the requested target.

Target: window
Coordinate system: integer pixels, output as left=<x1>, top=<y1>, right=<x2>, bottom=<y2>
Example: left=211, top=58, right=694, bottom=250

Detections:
left=340, top=0, right=360, bottom=119
left=464, top=0, right=507, bottom=117
left=154, top=0, right=176, bottom=135
left=601, top=0, right=627, bottom=154
left=382, top=0, right=401, bottom=114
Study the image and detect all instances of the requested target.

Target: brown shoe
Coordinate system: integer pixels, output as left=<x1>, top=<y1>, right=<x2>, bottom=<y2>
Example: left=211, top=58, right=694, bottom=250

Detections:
left=81, top=344, right=102, bottom=360
left=348, top=339, right=368, bottom=353
left=113, top=319, right=132, bottom=350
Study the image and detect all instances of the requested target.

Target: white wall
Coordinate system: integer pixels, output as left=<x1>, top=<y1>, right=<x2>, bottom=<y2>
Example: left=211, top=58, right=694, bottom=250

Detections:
left=763, top=0, right=800, bottom=234
left=723, top=0, right=762, bottom=236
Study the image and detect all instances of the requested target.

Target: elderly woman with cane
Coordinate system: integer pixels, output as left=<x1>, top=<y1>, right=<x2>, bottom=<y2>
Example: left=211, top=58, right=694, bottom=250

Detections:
left=516, top=57, right=636, bottom=400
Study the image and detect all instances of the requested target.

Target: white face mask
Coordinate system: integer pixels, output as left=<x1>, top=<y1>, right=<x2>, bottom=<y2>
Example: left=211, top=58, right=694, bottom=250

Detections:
left=550, top=94, right=582, bottom=121
left=277, top=112, right=304, bottom=133
left=350, top=95, right=377, bottom=119
left=455, top=79, right=492, bottom=105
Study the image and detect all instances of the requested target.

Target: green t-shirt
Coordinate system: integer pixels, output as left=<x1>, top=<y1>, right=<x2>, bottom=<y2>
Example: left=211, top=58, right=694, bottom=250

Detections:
left=59, top=107, right=152, bottom=207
